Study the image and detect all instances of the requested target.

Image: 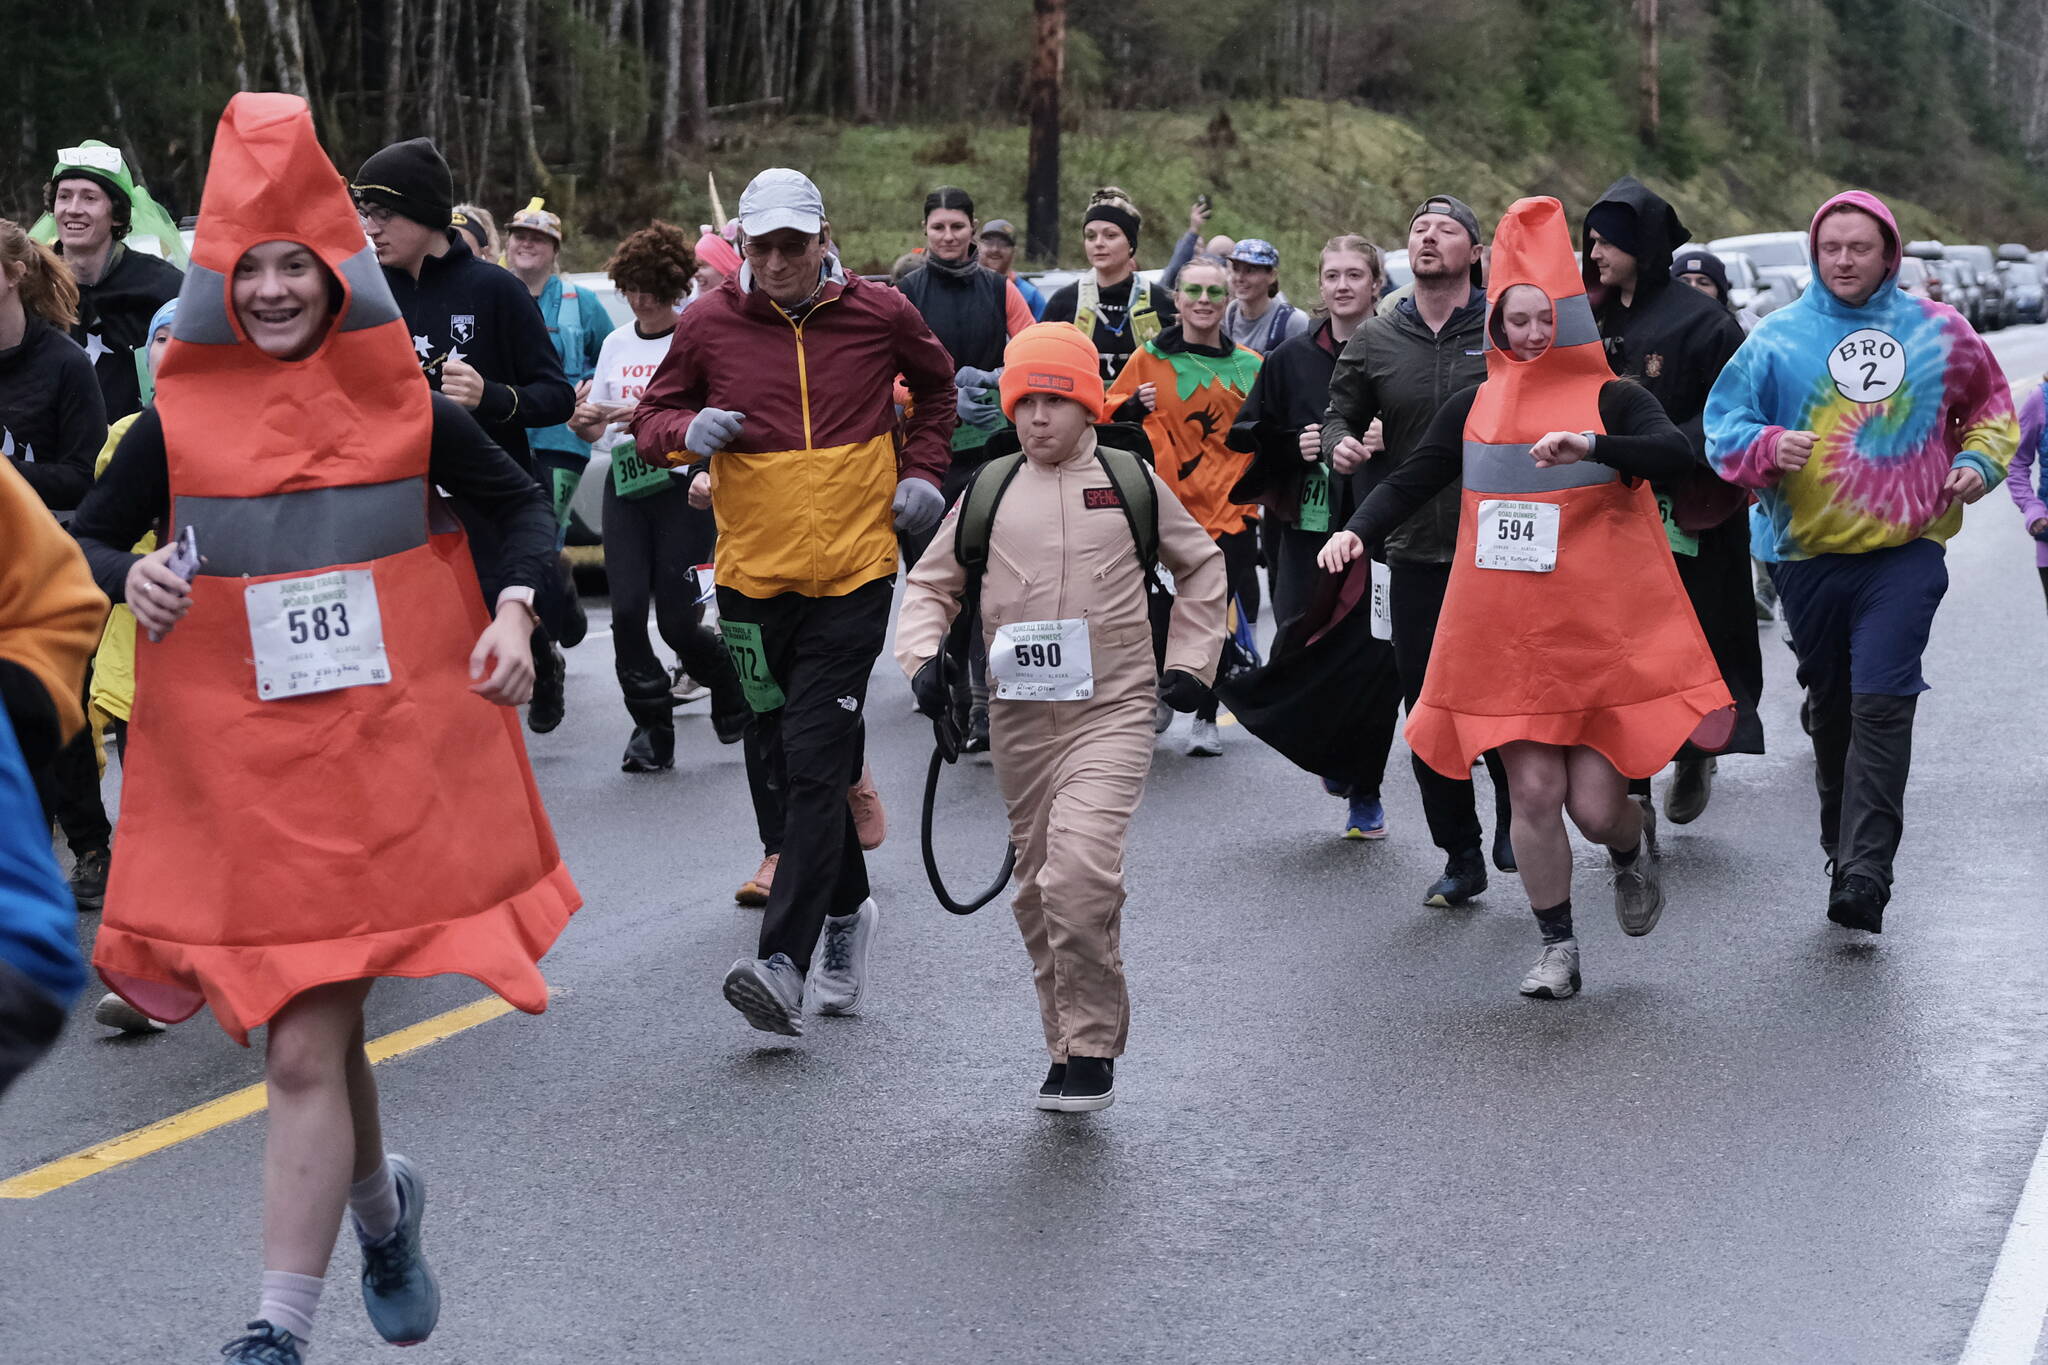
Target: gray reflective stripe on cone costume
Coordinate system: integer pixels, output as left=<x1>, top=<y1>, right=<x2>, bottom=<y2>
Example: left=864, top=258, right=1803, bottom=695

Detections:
left=1462, top=442, right=1618, bottom=494
left=173, top=477, right=430, bottom=576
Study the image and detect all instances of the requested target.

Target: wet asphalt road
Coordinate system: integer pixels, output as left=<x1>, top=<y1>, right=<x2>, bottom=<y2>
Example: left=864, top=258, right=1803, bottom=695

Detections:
left=3, top=332, right=2047, bottom=1365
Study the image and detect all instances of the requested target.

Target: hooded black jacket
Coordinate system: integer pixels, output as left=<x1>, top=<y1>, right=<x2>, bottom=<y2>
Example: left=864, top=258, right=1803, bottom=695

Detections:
left=0, top=317, right=107, bottom=511
left=1319, top=286, right=1488, bottom=565
left=379, top=231, right=573, bottom=473
left=62, top=243, right=183, bottom=423
left=1581, top=176, right=1747, bottom=528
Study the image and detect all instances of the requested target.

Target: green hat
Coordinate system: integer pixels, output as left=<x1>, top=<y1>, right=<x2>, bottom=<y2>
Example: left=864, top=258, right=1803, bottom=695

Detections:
left=31, top=139, right=189, bottom=270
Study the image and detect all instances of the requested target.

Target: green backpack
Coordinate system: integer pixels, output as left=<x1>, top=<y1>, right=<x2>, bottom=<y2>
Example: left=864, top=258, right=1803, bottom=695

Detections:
left=952, top=444, right=1162, bottom=600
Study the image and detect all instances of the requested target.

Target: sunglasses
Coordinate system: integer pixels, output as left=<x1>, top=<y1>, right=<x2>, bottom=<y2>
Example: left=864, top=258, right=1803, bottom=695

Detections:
left=1179, top=283, right=1228, bottom=302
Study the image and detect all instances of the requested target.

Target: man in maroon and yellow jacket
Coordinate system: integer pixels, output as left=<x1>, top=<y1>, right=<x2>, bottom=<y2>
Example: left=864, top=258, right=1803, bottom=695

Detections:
left=630, top=168, right=957, bottom=1038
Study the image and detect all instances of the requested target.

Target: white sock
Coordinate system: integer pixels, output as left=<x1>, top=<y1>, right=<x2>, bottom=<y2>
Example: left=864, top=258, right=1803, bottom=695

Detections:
left=258, top=1268, right=324, bottom=1347
left=348, top=1159, right=402, bottom=1243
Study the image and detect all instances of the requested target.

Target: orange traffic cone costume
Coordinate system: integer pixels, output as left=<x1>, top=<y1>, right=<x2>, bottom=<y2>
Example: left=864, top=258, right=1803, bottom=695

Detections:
left=93, top=94, right=579, bottom=1044
left=1404, top=197, right=1733, bottom=781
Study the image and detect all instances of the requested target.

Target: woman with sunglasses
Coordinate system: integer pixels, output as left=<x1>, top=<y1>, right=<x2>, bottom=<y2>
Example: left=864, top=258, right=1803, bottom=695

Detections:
left=1107, top=254, right=1263, bottom=756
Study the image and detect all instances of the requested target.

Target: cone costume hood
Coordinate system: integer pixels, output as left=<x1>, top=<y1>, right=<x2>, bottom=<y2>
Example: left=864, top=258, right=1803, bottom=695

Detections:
left=92, top=94, right=578, bottom=1043
left=1401, top=196, right=1733, bottom=780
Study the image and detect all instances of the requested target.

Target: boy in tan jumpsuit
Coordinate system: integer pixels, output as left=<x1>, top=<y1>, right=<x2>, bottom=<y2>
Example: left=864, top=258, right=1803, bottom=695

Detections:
left=896, top=322, right=1227, bottom=1112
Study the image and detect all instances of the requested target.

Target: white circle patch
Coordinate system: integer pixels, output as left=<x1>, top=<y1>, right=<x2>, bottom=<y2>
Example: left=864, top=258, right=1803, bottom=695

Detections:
left=1828, top=328, right=1906, bottom=403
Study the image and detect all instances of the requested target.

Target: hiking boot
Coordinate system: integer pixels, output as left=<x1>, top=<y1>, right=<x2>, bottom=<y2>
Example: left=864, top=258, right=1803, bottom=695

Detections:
left=1424, top=848, right=1487, bottom=907
left=1058, top=1056, right=1116, bottom=1112
left=722, top=954, right=806, bottom=1036
left=1518, top=939, right=1582, bottom=1000
left=1665, top=756, right=1716, bottom=826
left=961, top=703, right=990, bottom=754
left=621, top=725, right=675, bottom=773
left=219, top=1321, right=302, bottom=1364
left=809, top=899, right=878, bottom=1016
left=69, top=846, right=109, bottom=913
left=1827, top=872, right=1888, bottom=934
left=735, top=853, right=778, bottom=907
left=1187, top=718, right=1223, bottom=757
left=1343, top=796, right=1387, bottom=840
left=526, top=642, right=566, bottom=734
left=1611, top=833, right=1665, bottom=937
left=1036, top=1063, right=1068, bottom=1111
left=1492, top=823, right=1518, bottom=873
left=356, top=1153, right=440, bottom=1346
left=848, top=765, right=886, bottom=851
left=94, top=991, right=165, bottom=1034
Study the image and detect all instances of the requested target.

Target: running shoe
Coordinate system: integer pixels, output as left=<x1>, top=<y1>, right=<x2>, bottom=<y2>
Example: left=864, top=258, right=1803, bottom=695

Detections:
left=1187, top=719, right=1223, bottom=757
left=69, top=846, right=109, bottom=913
left=847, top=765, right=886, bottom=850
left=526, top=643, right=566, bottom=734
left=1827, top=873, right=1887, bottom=934
left=1665, top=756, right=1716, bottom=825
left=219, top=1321, right=302, bottom=1364
left=1611, top=829, right=1665, bottom=937
left=1424, top=848, right=1487, bottom=907
left=1036, top=1063, right=1068, bottom=1111
left=809, top=899, right=878, bottom=1015
left=1518, top=939, right=1581, bottom=999
left=723, top=953, right=806, bottom=1036
left=94, top=991, right=165, bottom=1034
left=735, top=853, right=778, bottom=907
left=356, top=1153, right=440, bottom=1346
left=670, top=668, right=709, bottom=704
left=1058, top=1056, right=1116, bottom=1112
left=1343, top=796, right=1387, bottom=840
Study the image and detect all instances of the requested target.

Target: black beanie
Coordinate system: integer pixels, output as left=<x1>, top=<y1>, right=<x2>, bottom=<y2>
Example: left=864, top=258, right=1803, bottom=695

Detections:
left=1671, top=249, right=1731, bottom=300
left=1084, top=200, right=1142, bottom=254
left=1584, top=201, right=1642, bottom=259
left=351, top=138, right=454, bottom=230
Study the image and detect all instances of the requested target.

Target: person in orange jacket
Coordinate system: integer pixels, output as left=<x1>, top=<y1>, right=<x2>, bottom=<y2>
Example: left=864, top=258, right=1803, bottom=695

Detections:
left=70, top=94, right=577, bottom=1364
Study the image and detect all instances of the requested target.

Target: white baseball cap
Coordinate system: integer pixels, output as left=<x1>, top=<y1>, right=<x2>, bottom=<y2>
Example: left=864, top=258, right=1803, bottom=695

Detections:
left=738, top=168, right=825, bottom=238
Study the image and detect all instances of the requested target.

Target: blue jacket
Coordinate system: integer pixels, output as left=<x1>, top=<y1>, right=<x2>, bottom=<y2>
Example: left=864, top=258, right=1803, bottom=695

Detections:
left=0, top=704, right=84, bottom=1007
left=531, top=274, right=614, bottom=459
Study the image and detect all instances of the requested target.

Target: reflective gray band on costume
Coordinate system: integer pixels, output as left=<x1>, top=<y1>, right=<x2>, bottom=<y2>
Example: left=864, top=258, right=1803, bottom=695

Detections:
left=337, top=245, right=402, bottom=332
left=1463, top=441, right=1617, bottom=494
left=171, top=265, right=237, bottom=345
left=1482, top=294, right=1603, bottom=351
left=174, top=477, right=427, bottom=577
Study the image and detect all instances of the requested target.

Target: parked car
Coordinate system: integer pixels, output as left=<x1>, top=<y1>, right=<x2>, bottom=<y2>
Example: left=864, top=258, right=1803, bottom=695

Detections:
left=1934, top=258, right=1984, bottom=328
left=1946, top=245, right=2008, bottom=330
left=1708, top=231, right=1811, bottom=290
left=1379, top=248, right=1413, bottom=297
left=1752, top=265, right=1805, bottom=316
left=1999, top=258, right=2047, bottom=324
left=1896, top=255, right=1937, bottom=302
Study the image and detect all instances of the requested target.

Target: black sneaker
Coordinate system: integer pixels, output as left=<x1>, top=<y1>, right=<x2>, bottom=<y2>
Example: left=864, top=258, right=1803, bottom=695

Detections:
left=220, top=1321, right=303, bottom=1364
left=1491, top=824, right=1517, bottom=873
left=527, top=644, right=566, bottom=734
left=1424, top=848, right=1487, bottom=907
left=69, top=846, right=110, bottom=913
left=620, top=725, right=675, bottom=773
left=1058, top=1056, right=1115, bottom=1112
left=1035, top=1063, right=1067, bottom=1111
left=1827, top=872, right=1887, bottom=934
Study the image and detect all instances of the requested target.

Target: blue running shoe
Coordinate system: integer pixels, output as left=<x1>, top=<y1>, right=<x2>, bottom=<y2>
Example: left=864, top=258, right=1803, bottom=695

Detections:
left=1344, top=796, right=1387, bottom=841
left=357, top=1153, right=441, bottom=1345
left=219, top=1321, right=302, bottom=1363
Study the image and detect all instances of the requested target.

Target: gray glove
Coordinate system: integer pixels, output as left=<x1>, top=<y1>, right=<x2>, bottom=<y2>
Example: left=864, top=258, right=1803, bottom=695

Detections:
left=954, top=365, right=1002, bottom=390
left=954, top=366, right=1005, bottom=431
left=685, top=407, right=746, bottom=456
left=892, top=477, right=946, bottom=536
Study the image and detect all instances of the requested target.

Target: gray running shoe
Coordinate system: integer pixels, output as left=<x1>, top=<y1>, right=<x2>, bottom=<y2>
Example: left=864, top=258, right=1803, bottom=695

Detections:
left=357, top=1153, right=440, bottom=1345
left=809, top=899, right=878, bottom=1016
left=723, top=954, right=806, bottom=1036
left=94, top=991, right=166, bottom=1034
left=1611, top=827, right=1665, bottom=937
left=1187, top=718, right=1223, bottom=757
left=1665, top=756, right=1716, bottom=825
left=1518, top=939, right=1581, bottom=999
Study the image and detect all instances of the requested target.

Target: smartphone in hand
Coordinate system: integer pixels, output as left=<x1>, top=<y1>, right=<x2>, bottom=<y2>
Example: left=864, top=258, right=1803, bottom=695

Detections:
left=167, top=525, right=200, bottom=582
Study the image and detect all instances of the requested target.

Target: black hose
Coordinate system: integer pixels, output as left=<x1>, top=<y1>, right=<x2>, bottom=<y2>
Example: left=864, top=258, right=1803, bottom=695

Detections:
left=920, top=742, right=1016, bottom=916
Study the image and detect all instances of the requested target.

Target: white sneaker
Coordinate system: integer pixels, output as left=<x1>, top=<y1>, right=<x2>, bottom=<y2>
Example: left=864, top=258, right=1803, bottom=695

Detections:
left=1518, top=939, right=1581, bottom=999
left=1187, top=719, right=1223, bottom=757
left=94, top=991, right=166, bottom=1034
left=670, top=668, right=709, bottom=704
left=809, top=898, right=878, bottom=1015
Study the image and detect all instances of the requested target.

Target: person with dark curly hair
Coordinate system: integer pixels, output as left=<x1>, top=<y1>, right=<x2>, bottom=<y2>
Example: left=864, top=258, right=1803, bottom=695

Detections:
left=569, top=222, right=747, bottom=772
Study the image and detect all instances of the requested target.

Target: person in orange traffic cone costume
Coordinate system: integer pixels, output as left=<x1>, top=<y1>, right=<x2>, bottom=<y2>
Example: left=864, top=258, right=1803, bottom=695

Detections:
left=1321, top=196, right=1731, bottom=1002
left=68, top=93, right=576, bottom=1362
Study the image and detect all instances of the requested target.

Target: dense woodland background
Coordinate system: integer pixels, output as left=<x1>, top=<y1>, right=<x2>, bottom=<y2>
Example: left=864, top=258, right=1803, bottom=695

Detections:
left=9, top=0, right=2048, bottom=273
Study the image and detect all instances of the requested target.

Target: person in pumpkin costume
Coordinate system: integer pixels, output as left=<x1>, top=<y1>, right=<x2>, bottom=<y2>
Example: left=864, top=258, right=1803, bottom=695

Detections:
left=1107, top=253, right=1262, bottom=756
left=1322, top=197, right=1732, bottom=1001
left=68, top=94, right=578, bottom=1364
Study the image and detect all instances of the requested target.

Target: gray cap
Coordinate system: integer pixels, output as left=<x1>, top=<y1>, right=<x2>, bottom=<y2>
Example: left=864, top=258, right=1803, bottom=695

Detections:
left=738, top=168, right=825, bottom=238
left=979, top=218, right=1018, bottom=243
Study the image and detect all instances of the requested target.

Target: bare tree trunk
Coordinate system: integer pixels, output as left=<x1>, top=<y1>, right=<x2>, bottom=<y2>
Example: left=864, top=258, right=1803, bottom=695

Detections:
left=1025, top=0, right=1066, bottom=263
left=426, top=0, right=450, bottom=142
left=885, top=0, right=902, bottom=119
left=224, top=0, right=253, bottom=92
left=2025, top=7, right=2048, bottom=153
left=259, top=0, right=311, bottom=99
left=1637, top=0, right=1660, bottom=144
left=509, top=0, right=548, bottom=190
left=684, top=0, right=709, bottom=143
left=848, top=0, right=873, bottom=121
left=1803, top=0, right=1821, bottom=159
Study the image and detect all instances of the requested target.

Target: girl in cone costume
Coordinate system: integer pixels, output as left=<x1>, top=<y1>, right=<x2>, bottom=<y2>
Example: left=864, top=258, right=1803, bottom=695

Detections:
left=69, top=93, right=578, bottom=1362
left=1322, top=197, right=1732, bottom=1000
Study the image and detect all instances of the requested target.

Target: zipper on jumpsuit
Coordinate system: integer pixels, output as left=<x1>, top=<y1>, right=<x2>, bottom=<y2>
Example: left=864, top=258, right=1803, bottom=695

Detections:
left=1052, top=461, right=1073, bottom=741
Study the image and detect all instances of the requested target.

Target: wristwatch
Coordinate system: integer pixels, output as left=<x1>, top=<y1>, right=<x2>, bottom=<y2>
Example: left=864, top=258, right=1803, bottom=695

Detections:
left=497, top=586, right=540, bottom=628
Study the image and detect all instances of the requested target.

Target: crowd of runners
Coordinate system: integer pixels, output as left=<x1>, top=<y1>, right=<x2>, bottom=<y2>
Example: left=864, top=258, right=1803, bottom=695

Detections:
left=0, top=90, right=2038, bottom=1360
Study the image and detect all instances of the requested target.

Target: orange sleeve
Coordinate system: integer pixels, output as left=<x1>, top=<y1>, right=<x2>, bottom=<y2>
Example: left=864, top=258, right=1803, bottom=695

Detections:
left=0, top=462, right=109, bottom=743
left=1005, top=280, right=1033, bottom=338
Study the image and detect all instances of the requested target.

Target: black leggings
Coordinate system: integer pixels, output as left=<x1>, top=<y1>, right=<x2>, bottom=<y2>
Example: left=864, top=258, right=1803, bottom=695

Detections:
left=600, top=479, right=725, bottom=701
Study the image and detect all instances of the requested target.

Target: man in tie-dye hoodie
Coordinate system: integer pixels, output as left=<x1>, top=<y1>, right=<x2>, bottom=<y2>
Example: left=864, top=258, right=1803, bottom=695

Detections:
left=1706, top=190, right=2016, bottom=936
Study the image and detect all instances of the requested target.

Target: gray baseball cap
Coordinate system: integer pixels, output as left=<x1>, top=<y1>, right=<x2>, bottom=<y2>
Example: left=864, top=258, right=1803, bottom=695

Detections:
left=738, top=168, right=825, bottom=238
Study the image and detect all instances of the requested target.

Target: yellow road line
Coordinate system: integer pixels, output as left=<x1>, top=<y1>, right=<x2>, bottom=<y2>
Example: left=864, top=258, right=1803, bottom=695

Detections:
left=0, top=995, right=516, bottom=1200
